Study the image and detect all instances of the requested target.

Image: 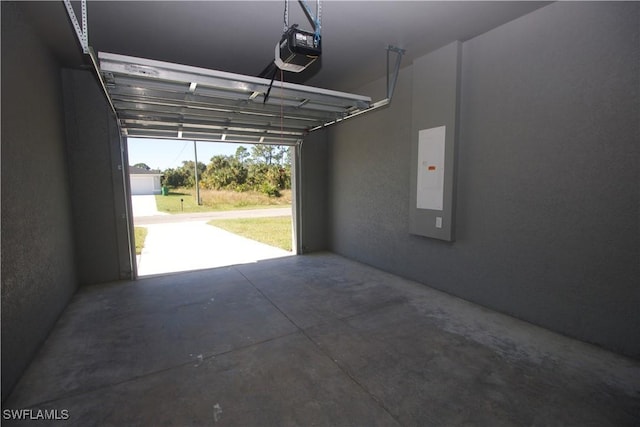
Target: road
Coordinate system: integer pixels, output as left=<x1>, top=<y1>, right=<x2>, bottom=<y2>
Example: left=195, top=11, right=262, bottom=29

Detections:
left=134, top=207, right=292, bottom=225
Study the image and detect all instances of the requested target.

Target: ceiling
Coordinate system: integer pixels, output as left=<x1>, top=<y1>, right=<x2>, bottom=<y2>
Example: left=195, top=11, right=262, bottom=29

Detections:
left=18, top=1, right=550, bottom=93
left=17, top=1, right=551, bottom=143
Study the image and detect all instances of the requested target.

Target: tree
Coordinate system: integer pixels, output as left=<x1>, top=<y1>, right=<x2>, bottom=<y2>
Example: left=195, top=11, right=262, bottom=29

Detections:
left=251, top=144, right=276, bottom=165
left=283, top=146, right=293, bottom=165
left=180, top=160, right=206, bottom=187
left=203, top=155, right=248, bottom=190
left=193, top=143, right=292, bottom=195
left=162, top=161, right=206, bottom=188
left=162, top=167, right=189, bottom=187
left=133, top=162, right=151, bottom=170
left=274, top=146, right=289, bottom=165
left=235, top=146, right=250, bottom=165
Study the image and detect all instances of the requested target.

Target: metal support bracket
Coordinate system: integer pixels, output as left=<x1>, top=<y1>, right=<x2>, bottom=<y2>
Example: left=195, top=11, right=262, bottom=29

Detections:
left=63, top=0, right=89, bottom=54
left=387, top=45, right=406, bottom=100
left=308, top=45, right=405, bottom=132
left=298, top=0, right=322, bottom=40
left=63, top=1, right=119, bottom=121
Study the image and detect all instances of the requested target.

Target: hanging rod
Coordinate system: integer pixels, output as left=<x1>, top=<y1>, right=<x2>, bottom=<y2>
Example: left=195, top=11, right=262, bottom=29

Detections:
left=63, top=0, right=118, bottom=118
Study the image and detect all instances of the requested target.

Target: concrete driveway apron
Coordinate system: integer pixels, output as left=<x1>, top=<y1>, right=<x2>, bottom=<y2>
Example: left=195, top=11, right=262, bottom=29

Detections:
left=131, top=196, right=292, bottom=276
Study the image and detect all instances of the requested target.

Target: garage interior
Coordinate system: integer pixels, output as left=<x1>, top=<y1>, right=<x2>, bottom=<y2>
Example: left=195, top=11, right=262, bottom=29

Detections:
left=2, top=1, right=639, bottom=425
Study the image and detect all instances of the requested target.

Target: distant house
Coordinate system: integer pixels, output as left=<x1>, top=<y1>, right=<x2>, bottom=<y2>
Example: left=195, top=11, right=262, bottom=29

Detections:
left=129, top=166, right=163, bottom=195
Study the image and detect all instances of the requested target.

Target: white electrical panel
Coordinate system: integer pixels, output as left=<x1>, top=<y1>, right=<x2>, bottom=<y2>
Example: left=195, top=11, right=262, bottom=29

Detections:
left=409, top=42, right=460, bottom=242
left=416, top=126, right=446, bottom=211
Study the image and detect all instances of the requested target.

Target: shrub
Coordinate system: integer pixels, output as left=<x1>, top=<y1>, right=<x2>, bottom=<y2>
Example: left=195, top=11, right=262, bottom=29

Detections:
left=260, top=182, right=280, bottom=197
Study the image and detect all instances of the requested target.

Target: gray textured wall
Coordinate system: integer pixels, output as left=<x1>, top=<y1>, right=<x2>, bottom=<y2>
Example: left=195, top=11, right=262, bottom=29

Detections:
left=300, top=130, right=329, bottom=253
left=1, top=3, right=78, bottom=400
left=62, top=69, right=133, bottom=285
left=329, top=2, right=640, bottom=357
left=409, top=42, right=461, bottom=241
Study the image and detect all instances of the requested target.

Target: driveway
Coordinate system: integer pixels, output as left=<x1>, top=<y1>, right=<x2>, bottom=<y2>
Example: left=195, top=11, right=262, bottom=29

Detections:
left=132, top=196, right=292, bottom=276
left=131, top=195, right=168, bottom=217
left=134, top=207, right=291, bottom=225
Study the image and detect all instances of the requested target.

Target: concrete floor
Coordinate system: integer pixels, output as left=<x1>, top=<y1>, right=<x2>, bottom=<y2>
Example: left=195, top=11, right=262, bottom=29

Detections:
left=4, top=253, right=639, bottom=426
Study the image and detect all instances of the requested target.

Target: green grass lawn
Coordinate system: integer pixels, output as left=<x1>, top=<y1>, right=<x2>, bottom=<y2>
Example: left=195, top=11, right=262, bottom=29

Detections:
left=208, top=216, right=292, bottom=252
left=156, top=188, right=291, bottom=214
left=134, top=227, right=148, bottom=255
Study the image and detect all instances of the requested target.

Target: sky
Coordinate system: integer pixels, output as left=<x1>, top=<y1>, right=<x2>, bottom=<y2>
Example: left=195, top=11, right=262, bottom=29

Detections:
left=127, top=138, right=247, bottom=171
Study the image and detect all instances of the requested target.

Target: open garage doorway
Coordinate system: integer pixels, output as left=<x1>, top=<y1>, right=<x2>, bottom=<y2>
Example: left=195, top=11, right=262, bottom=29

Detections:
left=127, top=138, right=296, bottom=276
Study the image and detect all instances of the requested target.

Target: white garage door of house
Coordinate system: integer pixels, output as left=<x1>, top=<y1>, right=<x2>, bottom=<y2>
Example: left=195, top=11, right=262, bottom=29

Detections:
left=130, top=176, right=158, bottom=195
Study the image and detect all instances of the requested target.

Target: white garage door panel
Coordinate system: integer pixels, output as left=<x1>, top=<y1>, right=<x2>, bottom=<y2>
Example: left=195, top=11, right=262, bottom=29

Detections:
left=98, top=52, right=372, bottom=144
left=131, top=176, right=156, bottom=195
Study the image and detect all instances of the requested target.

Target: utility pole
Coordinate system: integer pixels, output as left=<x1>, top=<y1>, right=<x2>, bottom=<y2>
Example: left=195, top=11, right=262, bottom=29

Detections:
left=193, top=140, right=201, bottom=205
